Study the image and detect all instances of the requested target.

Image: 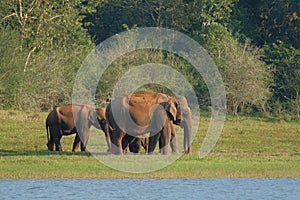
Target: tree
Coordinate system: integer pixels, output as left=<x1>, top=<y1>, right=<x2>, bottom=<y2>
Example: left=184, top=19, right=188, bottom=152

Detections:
left=2, top=0, right=95, bottom=71
left=231, top=0, right=300, bottom=48
left=0, top=0, right=97, bottom=110
left=264, top=41, right=300, bottom=115
left=198, top=23, right=272, bottom=115
left=230, top=0, right=300, bottom=117
left=0, top=26, right=25, bottom=108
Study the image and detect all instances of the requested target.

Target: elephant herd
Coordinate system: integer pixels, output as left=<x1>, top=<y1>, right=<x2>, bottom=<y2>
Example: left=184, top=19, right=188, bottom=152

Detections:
left=45, top=91, right=193, bottom=155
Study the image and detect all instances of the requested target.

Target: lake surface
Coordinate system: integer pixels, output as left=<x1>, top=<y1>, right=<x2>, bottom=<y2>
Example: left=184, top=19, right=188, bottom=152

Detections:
left=1, top=178, right=299, bottom=200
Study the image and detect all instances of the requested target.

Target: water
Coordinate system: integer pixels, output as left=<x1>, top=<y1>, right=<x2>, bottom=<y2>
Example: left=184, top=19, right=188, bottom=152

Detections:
left=0, top=178, right=299, bottom=200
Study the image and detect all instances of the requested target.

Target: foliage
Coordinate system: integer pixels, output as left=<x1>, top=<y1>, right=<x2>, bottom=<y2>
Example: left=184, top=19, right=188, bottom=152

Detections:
left=0, top=0, right=95, bottom=110
left=16, top=47, right=93, bottom=111
left=197, top=23, right=272, bottom=115
left=230, top=0, right=300, bottom=116
left=189, top=0, right=238, bottom=30
left=0, top=0, right=299, bottom=116
left=231, top=0, right=300, bottom=48
left=0, top=27, right=25, bottom=108
left=95, top=47, right=206, bottom=108
left=2, top=0, right=94, bottom=69
left=84, top=0, right=238, bottom=43
left=264, top=41, right=300, bottom=116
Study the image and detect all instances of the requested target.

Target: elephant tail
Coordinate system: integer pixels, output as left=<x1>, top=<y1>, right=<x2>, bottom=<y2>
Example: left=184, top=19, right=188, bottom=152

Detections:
left=46, top=117, right=50, bottom=143
left=46, top=108, right=57, bottom=144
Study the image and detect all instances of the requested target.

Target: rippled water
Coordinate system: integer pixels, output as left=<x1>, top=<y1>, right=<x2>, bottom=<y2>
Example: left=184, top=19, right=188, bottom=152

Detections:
left=1, top=178, right=299, bottom=200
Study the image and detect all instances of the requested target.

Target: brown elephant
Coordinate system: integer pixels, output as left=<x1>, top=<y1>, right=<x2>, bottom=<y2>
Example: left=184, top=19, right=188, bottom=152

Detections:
left=106, top=91, right=192, bottom=155
left=46, top=104, right=110, bottom=152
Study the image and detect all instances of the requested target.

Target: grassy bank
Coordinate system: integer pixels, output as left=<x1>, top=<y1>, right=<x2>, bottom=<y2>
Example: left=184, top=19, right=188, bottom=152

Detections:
left=0, top=110, right=299, bottom=178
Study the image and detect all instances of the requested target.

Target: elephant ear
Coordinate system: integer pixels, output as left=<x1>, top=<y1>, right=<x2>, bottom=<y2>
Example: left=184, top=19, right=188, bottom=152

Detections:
left=88, top=109, right=100, bottom=128
left=163, top=98, right=181, bottom=124
left=178, top=96, right=189, bottom=120
left=96, top=108, right=106, bottom=125
left=169, top=101, right=178, bottom=121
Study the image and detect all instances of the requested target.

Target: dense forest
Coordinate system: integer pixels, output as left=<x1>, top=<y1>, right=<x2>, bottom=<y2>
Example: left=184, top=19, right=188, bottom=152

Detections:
left=0, top=0, right=299, bottom=118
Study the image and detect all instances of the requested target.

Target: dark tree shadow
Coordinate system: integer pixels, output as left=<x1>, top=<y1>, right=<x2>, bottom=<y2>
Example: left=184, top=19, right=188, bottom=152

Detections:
left=0, top=149, right=93, bottom=157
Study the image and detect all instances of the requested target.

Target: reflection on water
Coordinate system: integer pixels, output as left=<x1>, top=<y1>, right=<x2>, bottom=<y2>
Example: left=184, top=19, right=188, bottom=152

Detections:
left=0, top=178, right=299, bottom=200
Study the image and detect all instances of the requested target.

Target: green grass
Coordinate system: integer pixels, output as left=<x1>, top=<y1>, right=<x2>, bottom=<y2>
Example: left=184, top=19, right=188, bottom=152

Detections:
left=0, top=110, right=300, bottom=178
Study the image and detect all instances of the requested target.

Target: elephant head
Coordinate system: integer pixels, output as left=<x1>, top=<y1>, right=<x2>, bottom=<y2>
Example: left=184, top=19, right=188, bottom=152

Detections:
left=87, top=107, right=111, bottom=152
left=163, top=97, right=182, bottom=126
left=161, top=95, right=192, bottom=154
left=71, top=105, right=109, bottom=152
left=95, top=108, right=111, bottom=151
left=88, top=108, right=105, bottom=129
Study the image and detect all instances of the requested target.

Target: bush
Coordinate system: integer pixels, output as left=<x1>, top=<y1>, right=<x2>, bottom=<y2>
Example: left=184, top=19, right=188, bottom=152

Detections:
left=196, top=23, right=272, bottom=115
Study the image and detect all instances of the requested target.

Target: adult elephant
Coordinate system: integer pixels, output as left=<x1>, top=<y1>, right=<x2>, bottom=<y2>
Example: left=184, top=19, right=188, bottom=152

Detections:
left=46, top=104, right=110, bottom=152
left=106, top=91, right=192, bottom=155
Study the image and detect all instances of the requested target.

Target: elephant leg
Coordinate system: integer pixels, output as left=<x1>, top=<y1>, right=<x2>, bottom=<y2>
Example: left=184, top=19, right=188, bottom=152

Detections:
left=159, top=137, right=162, bottom=153
left=159, top=125, right=171, bottom=155
left=170, top=123, right=178, bottom=153
left=47, top=126, right=59, bottom=151
left=117, top=131, right=126, bottom=155
left=47, top=134, right=54, bottom=151
left=54, top=134, right=62, bottom=151
left=141, top=136, right=149, bottom=153
left=122, top=134, right=135, bottom=153
left=148, top=132, right=161, bottom=154
left=79, top=133, right=88, bottom=152
left=80, top=141, right=86, bottom=152
left=104, top=132, right=111, bottom=152
left=72, top=134, right=81, bottom=152
left=110, top=129, right=125, bottom=155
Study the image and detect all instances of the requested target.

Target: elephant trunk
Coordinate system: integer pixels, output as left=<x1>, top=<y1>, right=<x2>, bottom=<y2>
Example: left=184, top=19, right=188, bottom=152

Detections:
left=183, top=118, right=192, bottom=154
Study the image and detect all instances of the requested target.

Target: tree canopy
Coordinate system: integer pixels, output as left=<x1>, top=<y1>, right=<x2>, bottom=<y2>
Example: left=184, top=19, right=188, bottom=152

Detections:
left=0, top=0, right=299, bottom=118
